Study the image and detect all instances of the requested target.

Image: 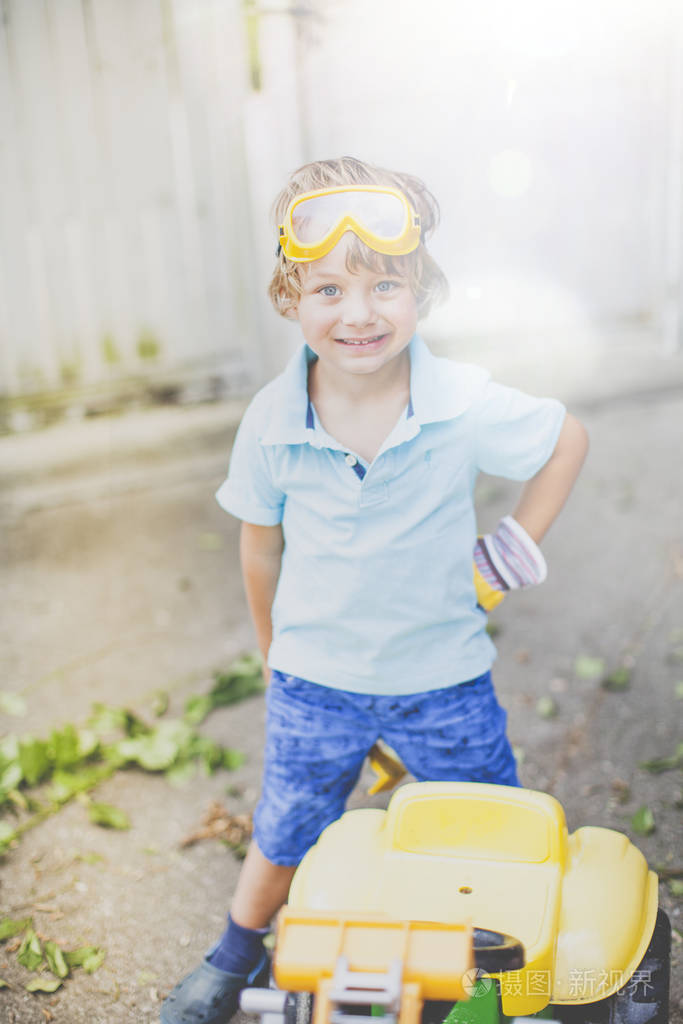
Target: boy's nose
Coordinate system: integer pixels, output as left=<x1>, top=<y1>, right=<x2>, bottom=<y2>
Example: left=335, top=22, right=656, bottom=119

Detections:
left=340, top=292, right=377, bottom=326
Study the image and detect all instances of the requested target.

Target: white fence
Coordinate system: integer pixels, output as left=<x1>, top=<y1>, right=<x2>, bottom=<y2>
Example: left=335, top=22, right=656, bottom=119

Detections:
left=1, top=0, right=682, bottom=416
left=0, top=0, right=265, bottom=407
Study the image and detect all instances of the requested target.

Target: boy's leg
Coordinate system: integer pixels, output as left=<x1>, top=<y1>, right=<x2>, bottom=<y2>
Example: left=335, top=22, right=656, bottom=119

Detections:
left=162, top=671, right=376, bottom=1024
left=230, top=842, right=297, bottom=929
left=250, top=671, right=378, bottom=865
left=379, top=672, right=520, bottom=786
left=207, top=844, right=296, bottom=974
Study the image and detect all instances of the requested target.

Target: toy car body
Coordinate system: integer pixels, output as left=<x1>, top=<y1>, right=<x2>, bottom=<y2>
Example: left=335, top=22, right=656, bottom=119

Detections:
left=267, top=782, right=669, bottom=1022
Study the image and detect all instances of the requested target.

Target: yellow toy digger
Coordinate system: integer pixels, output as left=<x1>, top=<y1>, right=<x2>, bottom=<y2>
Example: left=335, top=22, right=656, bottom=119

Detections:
left=241, top=781, right=670, bottom=1024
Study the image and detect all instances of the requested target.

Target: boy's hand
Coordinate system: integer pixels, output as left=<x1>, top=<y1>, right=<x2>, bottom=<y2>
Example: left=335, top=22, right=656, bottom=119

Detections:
left=240, top=522, right=284, bottom=680
left=473, top=515, right=547, bottom=610
left=473, top=564, right=506, bottom=611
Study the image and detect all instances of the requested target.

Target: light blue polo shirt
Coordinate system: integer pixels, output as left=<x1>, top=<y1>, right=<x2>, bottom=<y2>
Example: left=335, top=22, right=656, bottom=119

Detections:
left=216, top=335, right=565, bottom=695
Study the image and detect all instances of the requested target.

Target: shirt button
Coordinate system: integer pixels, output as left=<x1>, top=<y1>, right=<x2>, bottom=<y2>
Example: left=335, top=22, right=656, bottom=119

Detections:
left=344, top=453, right=358, bottom=467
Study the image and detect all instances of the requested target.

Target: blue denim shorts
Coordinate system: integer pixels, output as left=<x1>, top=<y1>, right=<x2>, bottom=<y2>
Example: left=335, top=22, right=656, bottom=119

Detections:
left=253, top=670, right=520, bottom=866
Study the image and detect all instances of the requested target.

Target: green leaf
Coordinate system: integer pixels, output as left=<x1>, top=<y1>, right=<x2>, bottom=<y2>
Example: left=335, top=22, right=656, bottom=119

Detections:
left=536, top=696, right=559, bottom=719
left=5, top=788, right=28, bottom=811
left=115, top=719, right=194, bottom=771
left=151, top=690, right=169, bottom=717
left=77, top=728, right=100, bottom=759
left=0, top=735, right=19, bottom=762
left=0, top=691, right=27, bottom=717
left=18, top=738, right=51, bottom=786
left=639, top=743, right=683, bottom=774
left=0, top=916, right=32, bottom=941
left=191, top=736, right=225, bottom=776
left=83, top=948, right=106, bottom=973
left=114, top=734, right=177, bottom=772
left=668, top=879, right=683, bottom=897
left=183, top=694, right=213, bottom=727
left=0, top=760, right=23, bottom=796
left=574, top=655, right=606, bottom=680
left=165, top=759, right=196, bottom=786
left=184, top=655, right=264, bottom=726
left=0, top=821, right=18, bottom=854
left=210, top=660, right=264, bottom=707
left=88, top=801, right=130, bottom=830
left=87, top=703, right=129, bottom=734
left=0, top=737, right=22, bottom=801
left=63, top=945, right=94, bottom=967
left=601, top=666, right=632, bottom=692
left=631, top=805, right=656, bottom=836
left=25, top=975, right=62, bottom=993
left=222, top=748, right=246, bottom=771
left=49, top=764, right=113, bottom=803
left=0, top=978, right=9, bottom=988
left=87, top=703, right=150, bottom=738
left=224, top=840, right=248, bottom=860
left=17, top=928, right=44, bottom=971
left=44, top=940, right=69, bottom=979
left=64, top=946, right=105, bottom=973
left=48, top=724, right=82, bottom=769
left=75, top=850, right=105, bottom=865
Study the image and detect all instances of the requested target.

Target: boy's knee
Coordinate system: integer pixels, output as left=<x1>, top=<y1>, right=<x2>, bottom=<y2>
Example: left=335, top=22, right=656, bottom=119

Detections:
left=253, top=788, right=348, bottom=866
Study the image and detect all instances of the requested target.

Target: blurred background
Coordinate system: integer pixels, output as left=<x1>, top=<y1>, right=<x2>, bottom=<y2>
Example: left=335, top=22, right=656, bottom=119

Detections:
left=1, top=5, right=683, bottom=1021
left=2, top=0, right=683, bottom=426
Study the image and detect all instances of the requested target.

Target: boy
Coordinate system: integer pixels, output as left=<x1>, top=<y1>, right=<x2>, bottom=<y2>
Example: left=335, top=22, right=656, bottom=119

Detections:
left=161, top=157, right=588, bottom=1024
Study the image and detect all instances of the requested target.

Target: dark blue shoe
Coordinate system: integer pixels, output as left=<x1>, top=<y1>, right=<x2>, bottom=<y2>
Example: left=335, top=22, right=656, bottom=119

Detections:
left=161, top=948, right=270, bottom=1024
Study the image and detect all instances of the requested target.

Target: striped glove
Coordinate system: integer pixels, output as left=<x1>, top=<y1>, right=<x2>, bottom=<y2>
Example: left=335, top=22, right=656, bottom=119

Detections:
left=473, top=515, right=547, bottom=611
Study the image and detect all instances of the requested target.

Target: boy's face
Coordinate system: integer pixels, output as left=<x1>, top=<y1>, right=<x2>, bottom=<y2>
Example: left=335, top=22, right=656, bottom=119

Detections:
left=290, top=234, right=418, bottom=380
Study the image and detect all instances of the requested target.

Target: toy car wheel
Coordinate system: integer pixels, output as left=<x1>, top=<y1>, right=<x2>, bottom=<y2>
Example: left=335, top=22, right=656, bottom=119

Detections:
left=472, top=926, right=525, bottom=974
left=422, top=928, right=524, bottom=1024
left=555, top=908, right=671, bottom=1024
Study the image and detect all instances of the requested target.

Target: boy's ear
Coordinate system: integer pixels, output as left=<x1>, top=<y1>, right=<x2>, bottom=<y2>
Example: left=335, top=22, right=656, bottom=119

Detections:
left=281, top=294, right=299, bottom=320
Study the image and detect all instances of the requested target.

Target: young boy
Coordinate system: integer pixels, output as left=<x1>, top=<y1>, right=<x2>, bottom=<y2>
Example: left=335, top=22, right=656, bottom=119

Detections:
left=161, top=157, right=588, bottom=1024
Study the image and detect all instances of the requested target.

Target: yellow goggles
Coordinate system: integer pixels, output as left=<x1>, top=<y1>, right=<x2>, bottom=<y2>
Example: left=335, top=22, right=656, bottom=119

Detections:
left=278, top=186, right=421, bottom=263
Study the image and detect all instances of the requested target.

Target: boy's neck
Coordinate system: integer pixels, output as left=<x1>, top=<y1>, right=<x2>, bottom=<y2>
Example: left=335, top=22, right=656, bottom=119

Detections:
left=308, top=348, right=411, bottom=408
left=307, top=349, right=411, bottom=464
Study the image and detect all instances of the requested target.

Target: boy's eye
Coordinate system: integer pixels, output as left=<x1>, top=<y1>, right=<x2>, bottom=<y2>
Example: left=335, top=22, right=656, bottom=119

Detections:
left=375, top=280, right=399, bottom=293
left=318, top=285, right=340, bottom=297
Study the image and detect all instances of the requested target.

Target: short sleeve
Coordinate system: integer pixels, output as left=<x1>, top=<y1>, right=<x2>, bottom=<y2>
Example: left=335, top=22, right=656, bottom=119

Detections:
left=215, top=398, right=285, bottom=525
left=473, top=380, right=566, bottom=480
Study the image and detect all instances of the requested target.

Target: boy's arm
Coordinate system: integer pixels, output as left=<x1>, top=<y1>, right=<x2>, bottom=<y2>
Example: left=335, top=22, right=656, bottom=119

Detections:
left=512, top=412, right=589, bottom=543
left=240, top=521, right=284, bottom=682
left=474, top=413, right=588, bottom=603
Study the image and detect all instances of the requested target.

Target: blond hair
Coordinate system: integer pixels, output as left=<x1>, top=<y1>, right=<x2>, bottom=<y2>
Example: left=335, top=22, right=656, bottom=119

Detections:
left=268, top=156, right=448, bottom=318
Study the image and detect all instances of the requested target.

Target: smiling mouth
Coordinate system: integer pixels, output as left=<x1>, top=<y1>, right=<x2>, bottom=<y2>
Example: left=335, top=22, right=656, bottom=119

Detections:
left=337, top=334, right=387, bottom=346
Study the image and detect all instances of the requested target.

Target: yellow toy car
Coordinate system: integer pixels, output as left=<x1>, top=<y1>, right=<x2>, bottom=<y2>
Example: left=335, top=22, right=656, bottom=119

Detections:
left=242, top=782, right=670, bottom=1024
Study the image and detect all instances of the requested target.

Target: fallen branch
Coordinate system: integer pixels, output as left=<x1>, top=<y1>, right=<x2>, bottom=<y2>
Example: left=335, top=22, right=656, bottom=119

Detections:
left=180, top=800, right=252, bottom=852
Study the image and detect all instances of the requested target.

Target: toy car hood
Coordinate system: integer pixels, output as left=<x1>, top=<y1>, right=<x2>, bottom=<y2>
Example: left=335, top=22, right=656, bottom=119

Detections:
left=288, top=782, right=659, bottom=1017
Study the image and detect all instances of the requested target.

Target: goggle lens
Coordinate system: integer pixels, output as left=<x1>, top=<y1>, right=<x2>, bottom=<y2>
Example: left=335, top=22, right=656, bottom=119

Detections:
left=291, top=189, right=408, bottom=245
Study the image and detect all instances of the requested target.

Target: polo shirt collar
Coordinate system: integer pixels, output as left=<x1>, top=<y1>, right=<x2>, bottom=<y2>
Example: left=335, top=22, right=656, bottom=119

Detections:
left=259, top=343, right=318, bottom=446
left=259, top=334, right=482, bottom=446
